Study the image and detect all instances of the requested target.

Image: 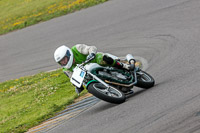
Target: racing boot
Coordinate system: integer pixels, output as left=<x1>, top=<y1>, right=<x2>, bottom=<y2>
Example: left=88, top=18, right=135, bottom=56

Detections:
left=103, top=55, right=134, bottom=70
left=114, top=61, right=132, bottom=70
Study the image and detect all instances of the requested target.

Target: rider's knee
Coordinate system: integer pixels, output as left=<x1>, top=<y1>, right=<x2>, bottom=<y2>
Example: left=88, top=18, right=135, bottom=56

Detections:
left=103, top=55, right=114, bottom=65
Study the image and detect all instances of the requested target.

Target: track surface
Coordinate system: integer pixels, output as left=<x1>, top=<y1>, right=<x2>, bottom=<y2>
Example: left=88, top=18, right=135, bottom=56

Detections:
left=1, top=0, right=200, bottom=132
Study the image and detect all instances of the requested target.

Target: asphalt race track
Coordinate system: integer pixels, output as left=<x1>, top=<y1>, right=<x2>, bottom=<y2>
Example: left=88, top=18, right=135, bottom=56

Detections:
left=1, top=0, right=200, bottom=132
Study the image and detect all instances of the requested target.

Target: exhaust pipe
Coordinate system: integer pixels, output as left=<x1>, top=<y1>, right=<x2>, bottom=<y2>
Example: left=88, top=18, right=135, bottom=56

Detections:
left=126, top=54, right=135, bottom=64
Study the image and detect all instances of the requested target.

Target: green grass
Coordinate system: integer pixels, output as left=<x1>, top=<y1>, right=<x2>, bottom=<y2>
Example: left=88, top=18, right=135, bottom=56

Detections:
left=0, top=0, right=108, bottom=132
left=0, top=69, right=87, bottom=133
left=0, top=0, right=108, bottom=35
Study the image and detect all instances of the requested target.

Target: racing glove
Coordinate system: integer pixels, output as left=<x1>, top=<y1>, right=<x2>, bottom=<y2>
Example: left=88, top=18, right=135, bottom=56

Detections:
left=86, top=53, right=96, bottom=60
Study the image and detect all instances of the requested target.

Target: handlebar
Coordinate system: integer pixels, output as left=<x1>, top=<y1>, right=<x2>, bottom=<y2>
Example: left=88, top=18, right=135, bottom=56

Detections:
left=77, top=56, right=95, bottom=70
left=82, top=56, right=95, bottom=65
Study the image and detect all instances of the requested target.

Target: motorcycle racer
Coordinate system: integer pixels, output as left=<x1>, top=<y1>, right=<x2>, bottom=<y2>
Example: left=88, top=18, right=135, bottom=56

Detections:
left=54, top=44, right=135, bottom=94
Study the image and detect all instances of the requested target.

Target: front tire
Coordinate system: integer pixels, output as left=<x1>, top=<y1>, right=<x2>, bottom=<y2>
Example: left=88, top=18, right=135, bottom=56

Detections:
left=87, top=83, right=126, bottom=104
left=135, top=70, right=155, bottom=89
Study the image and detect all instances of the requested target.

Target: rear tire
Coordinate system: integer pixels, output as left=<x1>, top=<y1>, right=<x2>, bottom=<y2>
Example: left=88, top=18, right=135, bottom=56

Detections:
left=87, top=83, right=126, bottom=104
left=135, top=70, right=155, bottom=89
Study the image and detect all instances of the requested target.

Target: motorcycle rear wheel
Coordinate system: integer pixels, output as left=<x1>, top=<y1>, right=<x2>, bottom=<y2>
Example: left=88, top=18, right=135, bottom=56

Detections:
left=135, top=70, right=155, bottom=89
left=87, top=83, right=126, bottom=104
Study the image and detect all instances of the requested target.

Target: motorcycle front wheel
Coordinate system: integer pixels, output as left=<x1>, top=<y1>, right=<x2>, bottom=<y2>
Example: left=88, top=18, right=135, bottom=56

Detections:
left=87, top=83, right=126, bottom=104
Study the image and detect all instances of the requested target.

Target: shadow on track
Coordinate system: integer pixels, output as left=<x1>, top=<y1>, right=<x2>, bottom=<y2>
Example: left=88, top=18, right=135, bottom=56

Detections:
left=89, top=88, right=148, bottom=113
left=126, top=89, right=145, bottom=99
left=90, top=102, right=119, bottom=113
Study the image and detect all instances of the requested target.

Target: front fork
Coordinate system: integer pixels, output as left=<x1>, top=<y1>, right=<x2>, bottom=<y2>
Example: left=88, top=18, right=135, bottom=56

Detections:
left=87, top=71, right=110, bottom=88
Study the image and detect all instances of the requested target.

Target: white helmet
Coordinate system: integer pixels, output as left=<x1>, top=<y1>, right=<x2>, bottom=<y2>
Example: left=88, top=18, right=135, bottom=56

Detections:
left=54, top=45, right=74, bottom=69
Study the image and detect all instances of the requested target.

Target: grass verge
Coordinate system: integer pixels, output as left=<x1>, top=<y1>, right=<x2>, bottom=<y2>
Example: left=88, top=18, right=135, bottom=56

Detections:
left=0, top=69, right=88, bottom=133
left=0, top=0, right=108, bottom=35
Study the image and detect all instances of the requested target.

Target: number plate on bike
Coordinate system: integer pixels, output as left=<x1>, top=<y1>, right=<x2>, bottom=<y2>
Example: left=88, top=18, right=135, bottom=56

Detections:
left=70, top=67, right=86, bottom=88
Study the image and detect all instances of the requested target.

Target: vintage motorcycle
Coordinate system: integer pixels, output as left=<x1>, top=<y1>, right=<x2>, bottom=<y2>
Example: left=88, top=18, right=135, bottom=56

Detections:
left=70, top=54, right=155, bottom=104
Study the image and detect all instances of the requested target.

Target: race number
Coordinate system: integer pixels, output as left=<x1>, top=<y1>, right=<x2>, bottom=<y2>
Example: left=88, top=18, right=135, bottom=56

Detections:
left=70, top=67, right=86, bottom=88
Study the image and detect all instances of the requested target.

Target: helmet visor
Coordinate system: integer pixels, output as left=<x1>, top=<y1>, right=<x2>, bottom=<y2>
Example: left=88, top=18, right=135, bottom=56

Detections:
left=59, top=50, right=71, bottom=66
